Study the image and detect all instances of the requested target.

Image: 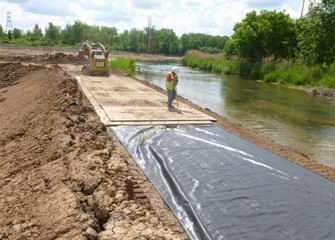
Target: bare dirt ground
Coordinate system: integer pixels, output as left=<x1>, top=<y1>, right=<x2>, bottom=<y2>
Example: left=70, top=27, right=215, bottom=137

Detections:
left=0, top=47, right=334, bottom=240
left=0, top=50, right=187, bottom=239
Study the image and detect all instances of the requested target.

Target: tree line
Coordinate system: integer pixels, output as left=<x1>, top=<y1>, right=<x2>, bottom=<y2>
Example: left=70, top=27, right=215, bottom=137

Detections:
left=0, top=0, right=333, bottom=66
left=182, top=0, right=334, bottom=88
left=0, top=21, right=228, bottom=55
left=223, top=0, right=334, bottom=66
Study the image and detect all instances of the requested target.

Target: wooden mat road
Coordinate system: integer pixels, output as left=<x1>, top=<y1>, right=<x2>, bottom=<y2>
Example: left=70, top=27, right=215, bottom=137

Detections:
left=76, top=74, right=216, bottom=126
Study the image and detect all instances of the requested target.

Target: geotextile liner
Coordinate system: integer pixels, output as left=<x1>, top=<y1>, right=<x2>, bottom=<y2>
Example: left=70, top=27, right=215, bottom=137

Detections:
left=111, top=125, right=335, bottom=240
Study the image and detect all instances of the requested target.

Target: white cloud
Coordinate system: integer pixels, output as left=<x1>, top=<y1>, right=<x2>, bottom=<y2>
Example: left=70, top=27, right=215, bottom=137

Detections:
left=0, top=0, right=306, bottom=36
left=90, top=0, right=107, bottom=6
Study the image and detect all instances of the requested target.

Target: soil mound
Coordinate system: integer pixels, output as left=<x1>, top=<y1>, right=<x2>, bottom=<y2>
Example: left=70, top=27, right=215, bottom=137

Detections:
left=0, top=63, right=44, bottom=88
left=0, top=52, right=86, bottom=65
left=0, top=64, right=186, bottom=239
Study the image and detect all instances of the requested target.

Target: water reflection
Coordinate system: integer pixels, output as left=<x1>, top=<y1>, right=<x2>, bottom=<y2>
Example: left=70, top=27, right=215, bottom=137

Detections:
left=134, top=61, right=335, bottom=168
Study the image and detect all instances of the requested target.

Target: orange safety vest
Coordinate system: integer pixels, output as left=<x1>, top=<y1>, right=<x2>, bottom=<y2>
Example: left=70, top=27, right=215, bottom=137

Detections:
left=165, top=71, right=178, bottom=91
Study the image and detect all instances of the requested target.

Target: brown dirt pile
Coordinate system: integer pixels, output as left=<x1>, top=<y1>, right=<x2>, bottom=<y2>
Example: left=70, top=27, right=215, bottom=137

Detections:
left=0, top=52, right=86, bottom=65
left=0, top=63, right=44, bottom=88
left=0, top=63, right=186, bottom=239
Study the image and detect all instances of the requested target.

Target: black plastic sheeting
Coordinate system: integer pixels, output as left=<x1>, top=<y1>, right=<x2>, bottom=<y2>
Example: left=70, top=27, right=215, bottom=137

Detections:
left=111, top=125, right=335, bottom=240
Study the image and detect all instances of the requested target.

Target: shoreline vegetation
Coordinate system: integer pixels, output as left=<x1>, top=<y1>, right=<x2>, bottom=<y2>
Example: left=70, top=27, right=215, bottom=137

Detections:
left=183, top=50, right=335, bottom=99
left=109, top=57, right=136, bottom=76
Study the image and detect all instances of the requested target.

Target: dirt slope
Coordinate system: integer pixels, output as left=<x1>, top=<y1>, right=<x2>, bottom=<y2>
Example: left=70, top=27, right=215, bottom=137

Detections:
left=0, top=62, right=186, bottom=240
left=0, top=49, right=334, bottom=240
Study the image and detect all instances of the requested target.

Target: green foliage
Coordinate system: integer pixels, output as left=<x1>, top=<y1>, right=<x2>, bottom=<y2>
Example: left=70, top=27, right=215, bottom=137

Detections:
left=0, top=19, right=229, bottom=56
left=128, top=28, right=146, bottom=53
left=31, top=24, right=43, bottom=41
left=183, top=50, right=335, bottom=88
left=13, top=28, right=22, bottom=39
left=61, top=21, right=87, bottom=45
left=180, top=33, right=228, bottom=54
left=7, top=30, right=12, bottom=40
left=0, top=5, right=333, bottom=88
left=152, top=28, right=180, bottom=55
left=45, top=22, right=61, bottom=42
left=296, top=0, right=335, bottom=65
left=183, top=50, right=261, bottom=78
left=109, top=57, right=136, bottom=75
left=263, top=61, right=335, bottom=87
left=224, top=10, right=297, bottom=61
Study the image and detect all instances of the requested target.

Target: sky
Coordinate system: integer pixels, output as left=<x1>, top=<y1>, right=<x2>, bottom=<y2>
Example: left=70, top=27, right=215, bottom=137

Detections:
left=0, top=0, right=311, bottom=37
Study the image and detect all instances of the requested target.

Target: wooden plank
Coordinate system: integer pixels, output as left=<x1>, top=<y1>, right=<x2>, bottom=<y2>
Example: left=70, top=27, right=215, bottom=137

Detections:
left=107, top=121, right=214, bottom=126
left=77, top=74, right=216, bottom=126
left=76, top=76, right=111, bottom=125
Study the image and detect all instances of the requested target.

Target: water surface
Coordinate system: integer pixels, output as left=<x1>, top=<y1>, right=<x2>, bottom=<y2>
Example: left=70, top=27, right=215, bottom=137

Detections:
left=134, top=61, right=335, bottom=168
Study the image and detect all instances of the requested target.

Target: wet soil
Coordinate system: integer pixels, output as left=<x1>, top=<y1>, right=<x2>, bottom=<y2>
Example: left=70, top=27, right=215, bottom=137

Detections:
left=0, top=47, right=334, bottom=240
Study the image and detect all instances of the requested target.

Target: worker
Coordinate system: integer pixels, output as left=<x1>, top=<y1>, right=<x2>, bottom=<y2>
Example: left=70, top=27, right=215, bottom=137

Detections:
left=165, top=66, right=179, bottom=108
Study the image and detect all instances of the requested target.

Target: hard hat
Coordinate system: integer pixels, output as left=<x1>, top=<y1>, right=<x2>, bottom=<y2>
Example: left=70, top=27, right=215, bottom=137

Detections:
left=172, top=66, right=179, bottom=74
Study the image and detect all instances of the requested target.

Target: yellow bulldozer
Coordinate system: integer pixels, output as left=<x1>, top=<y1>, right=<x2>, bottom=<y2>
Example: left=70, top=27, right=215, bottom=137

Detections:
left=79, top=41, right=110, bottom=76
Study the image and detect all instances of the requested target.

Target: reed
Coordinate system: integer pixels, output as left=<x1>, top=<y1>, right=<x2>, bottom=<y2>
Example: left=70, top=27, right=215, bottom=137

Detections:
left=183, top=50, right=335, bottom=88
left=109, top=57, right=136, bottom=75
left=263, top=62, right=335, bottom=88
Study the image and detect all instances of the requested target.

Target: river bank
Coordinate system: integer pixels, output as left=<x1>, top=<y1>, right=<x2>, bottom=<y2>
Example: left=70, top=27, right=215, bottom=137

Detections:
left=183, top=50, right=335, bottom=99
left=1, top=47, right=334, bottom=240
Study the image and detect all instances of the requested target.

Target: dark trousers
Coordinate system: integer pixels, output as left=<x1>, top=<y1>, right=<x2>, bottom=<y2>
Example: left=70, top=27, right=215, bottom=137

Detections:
left=167, top=89, right=176, bottom=107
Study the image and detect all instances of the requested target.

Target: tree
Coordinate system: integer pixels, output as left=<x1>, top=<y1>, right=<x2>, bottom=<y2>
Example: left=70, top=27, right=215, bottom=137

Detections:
left=180, top=33, right=229, bottom=54
left=296, top=0, right=335, bottom=65
left=61, top=21, right=88, bottom=45
left=128, top=28, right=146, bottom=53
left=13, top=28, right=22, bottom=39
left=118, top=30, right=131, bottom=51
left=0, top=24, right=3, bottom=36
left=152, top=29, right=179, bottom=55
left=7, top=30, right=12, bottom=40
left=31, top=24, right=43, bottom=41
left=45, top=22, right=61, bottom=42
left=99, top=26, right=118, bottom=47
left=224, top=10, right=297, bottom=61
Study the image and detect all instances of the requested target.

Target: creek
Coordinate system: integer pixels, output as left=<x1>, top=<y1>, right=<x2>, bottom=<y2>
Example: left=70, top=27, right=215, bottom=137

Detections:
left=134, top=61, right=335, bottom=169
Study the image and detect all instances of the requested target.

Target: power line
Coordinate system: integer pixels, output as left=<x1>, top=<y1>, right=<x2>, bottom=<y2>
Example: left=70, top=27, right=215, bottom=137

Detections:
left=5, top=11, right=13, bottom=33
left=148, top=16, right=152, bottom=53
left=300, top=0, right=305, bottom=18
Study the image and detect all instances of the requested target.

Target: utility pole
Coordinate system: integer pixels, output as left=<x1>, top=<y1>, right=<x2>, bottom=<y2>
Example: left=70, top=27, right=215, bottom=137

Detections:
left=5, top=11, right=13, bottom=33
left=148, top=16, right=152, bottom=54
left=300, top=0, right=305, bottom=18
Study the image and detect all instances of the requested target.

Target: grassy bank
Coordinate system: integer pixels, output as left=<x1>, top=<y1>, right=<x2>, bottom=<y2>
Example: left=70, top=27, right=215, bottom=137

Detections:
left=109, top=57, right=136, bottom=75
left=183, top=50, right=335, bottom=88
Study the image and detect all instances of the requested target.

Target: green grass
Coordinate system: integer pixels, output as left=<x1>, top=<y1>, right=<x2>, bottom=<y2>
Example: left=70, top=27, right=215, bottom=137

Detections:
left=263, top=62, right=335, bottom=88
left=183, top=50, right=335, bottom=88
left=109, top=57, right=136, bottom=75
left=183, top=50, right=262, bottom=78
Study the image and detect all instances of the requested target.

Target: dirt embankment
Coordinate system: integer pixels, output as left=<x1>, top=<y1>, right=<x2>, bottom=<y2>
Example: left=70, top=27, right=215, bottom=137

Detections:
left=0, top=52, right=87, bottom=65
left=0, top=49, right=334, bottom=240
left=0, top=60, right=187, bottom=239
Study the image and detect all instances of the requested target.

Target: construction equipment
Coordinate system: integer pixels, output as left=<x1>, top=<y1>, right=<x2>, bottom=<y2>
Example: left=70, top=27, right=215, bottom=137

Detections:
left=79, top=41, right=110, bottom=76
